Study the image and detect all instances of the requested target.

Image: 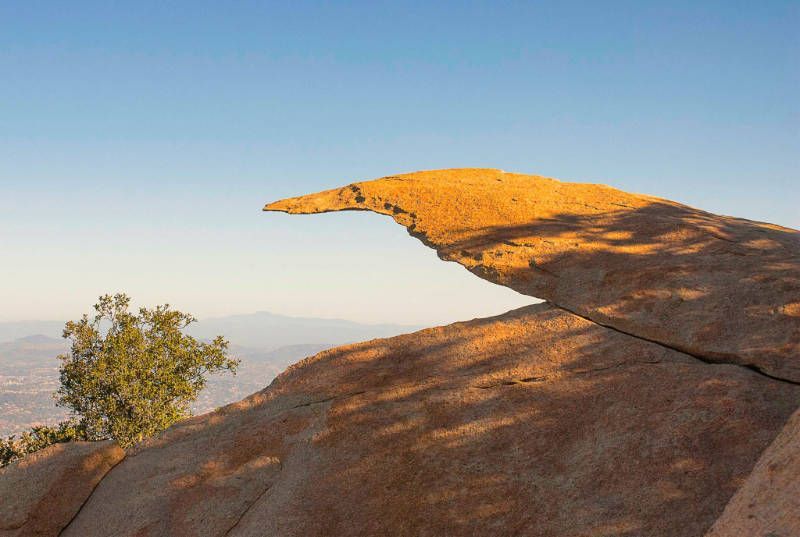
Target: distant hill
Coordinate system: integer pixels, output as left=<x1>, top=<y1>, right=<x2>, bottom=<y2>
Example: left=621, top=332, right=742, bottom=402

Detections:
left=0, top=321, right=66, bottom=343
left=0, top=312, right=419, bottom=348
left=187, top=311, right=419, bottom=349
left=0, top=335, right=67, bottom=367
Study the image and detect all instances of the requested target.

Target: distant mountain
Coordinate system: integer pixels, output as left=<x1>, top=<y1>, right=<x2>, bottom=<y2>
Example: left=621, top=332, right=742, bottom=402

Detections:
left=0, top=321, right=65, bottom=342
left=0, top=335, right=67, bottom=367
left=186, top=311, right=419, bottom=349
left=0, top=312, right=419, bottom=348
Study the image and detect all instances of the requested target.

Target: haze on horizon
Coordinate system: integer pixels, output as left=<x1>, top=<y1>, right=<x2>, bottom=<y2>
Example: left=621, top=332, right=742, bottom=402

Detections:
left=1, top=1, right=797, bottom=326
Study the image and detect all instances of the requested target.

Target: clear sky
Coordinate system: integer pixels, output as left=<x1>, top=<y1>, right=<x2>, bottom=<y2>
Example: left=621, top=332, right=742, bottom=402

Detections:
left=1, top=1, right=797, bottom=325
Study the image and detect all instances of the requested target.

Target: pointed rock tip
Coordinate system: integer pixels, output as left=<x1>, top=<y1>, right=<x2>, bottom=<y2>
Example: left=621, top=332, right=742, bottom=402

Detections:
left=263, top=186, right=354, bottom=214
left=263, top=168, right=508, bottom=214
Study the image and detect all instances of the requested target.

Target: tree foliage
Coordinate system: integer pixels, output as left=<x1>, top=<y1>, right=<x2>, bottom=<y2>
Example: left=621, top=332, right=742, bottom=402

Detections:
left=0, top=294, right=241, bottom=468
left=55, top=294, right=239, bottom=448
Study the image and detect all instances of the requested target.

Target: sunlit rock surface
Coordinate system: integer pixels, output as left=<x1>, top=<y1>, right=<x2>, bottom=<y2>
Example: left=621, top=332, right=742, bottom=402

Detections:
left=266, top=168, right=800, bottom=382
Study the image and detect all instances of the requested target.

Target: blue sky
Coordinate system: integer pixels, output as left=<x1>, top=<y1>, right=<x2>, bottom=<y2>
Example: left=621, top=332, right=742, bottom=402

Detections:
left=1, top=1, right=797, bottom=324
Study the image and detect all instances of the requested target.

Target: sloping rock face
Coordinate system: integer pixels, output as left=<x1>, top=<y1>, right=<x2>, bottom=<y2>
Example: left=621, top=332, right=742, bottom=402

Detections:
left=265, top=168, right=800, bottom=382
left=0, top=441, right=123, bottom=536
left=706, top=406, right=800, bottom=536
left=50, top=305, right=800, bottom=536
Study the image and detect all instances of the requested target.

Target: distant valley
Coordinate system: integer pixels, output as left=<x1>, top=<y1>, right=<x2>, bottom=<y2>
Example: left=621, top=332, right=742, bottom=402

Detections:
left=0, top=312, right=418, bottom=436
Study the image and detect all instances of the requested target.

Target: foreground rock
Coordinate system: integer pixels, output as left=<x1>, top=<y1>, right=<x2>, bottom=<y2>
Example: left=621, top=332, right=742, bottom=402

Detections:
left=0, top=441, right=123, bottom=536
left=51, top=305, right=800, bottom=536
left=706, top=406, right=800, bottom=537
left=266, top=168, right=800, bottom=382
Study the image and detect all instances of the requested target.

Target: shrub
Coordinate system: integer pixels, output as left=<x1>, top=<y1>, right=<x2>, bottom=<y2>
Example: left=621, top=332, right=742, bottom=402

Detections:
left=0, top=420, right=87, bottom=467
left=56, top=294, right=239, bottom=448
left=1, top=293, right=239, bottom=467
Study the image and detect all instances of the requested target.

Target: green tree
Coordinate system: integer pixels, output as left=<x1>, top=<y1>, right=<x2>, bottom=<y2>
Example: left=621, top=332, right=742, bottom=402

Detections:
left=55, top=293, right=239, bottom=448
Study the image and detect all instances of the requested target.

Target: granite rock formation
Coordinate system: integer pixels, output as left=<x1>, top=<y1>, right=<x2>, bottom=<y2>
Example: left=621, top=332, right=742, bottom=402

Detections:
left=1, top=169, right=798, bottom=536
left=266, top=168, right=800, bottom=383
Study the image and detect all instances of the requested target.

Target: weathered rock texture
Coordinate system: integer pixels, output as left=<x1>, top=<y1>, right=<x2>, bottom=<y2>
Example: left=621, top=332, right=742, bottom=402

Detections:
left=50, top=305, right=800, bottom=536
left=266, top=168, right=800, bottom=383
left=0, top=441, right=123, bottom=537
left=3, top=169, right=798, bottom=536
left=705, top=406, right=800, bottom=537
